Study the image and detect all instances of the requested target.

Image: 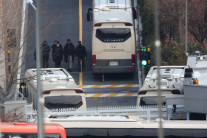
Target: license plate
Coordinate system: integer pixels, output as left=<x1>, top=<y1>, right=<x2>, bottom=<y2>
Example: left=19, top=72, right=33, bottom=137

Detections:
left=109, top=61, right=118, bottom=66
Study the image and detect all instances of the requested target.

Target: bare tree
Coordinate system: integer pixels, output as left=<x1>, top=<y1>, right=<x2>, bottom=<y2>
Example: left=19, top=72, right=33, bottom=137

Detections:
left=0, top=0, right=31, bottom=103
left=159, top=0, right=207, bottom=46
left=188, top=0, right=207, bottom=44
left=159, top=0, right=186, bottom=43
left=0, top=0, right=61, bottom=103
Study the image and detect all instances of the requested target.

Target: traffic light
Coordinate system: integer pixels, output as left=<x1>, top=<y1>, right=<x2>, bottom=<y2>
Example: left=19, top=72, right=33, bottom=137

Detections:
left=140, top=47, right=150, bottom=66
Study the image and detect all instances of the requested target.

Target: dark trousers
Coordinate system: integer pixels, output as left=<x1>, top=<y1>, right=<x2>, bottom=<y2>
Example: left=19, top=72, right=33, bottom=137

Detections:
left=78, top=58, right=85, bottom=72
left=42, top=55, right=49, bottom=68
left=54, top=57, right=62, bottom=68
left=42, top=60, right=49, bottom=68
left=55, top=61, right=61, bottom=67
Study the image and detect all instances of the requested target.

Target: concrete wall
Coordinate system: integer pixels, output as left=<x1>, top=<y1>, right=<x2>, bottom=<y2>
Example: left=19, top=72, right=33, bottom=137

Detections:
left=184, top=85, right=207, bottom=113
left=4, top=100, right=27, bottom=122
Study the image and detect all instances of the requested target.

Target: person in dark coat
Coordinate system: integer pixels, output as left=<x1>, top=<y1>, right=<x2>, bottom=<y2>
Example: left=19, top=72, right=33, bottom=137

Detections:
left=76, top=41, right=87, bottom=72
left=52, top=41, right=63, bottom=67
left=51, top=40, right=58, bottom=51
left=51, top=40, right=57, bottom=62
left=34, top=40, right=50, bottom=68
left=64, top=39, right=75, bottom=72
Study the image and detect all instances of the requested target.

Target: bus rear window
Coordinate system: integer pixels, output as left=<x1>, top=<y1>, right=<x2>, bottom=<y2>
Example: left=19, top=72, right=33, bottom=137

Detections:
left=44, top=95, right=83, bottom=109
left=96, top=28, right=131, bottom=42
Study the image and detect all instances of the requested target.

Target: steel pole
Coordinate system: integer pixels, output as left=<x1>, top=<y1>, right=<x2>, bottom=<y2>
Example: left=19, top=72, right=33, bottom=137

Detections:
left=35, top=0, right=44, bottom=137
left=154, top=0, right=163, bottom=138
left=185, top=0, right=188, bottom=56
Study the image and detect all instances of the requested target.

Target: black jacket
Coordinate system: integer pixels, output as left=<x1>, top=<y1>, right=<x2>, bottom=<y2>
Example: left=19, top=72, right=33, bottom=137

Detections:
left=51, top=44, right=56, bottom=51
left=76, top=44, right=87, bottom=59
left=52, top=45, right=63, bottom=61
left=34, top=44, right=50, bottom=60
left=42, top=44, right=50, bottom=57
left=64, top=43, right=75, bottom=63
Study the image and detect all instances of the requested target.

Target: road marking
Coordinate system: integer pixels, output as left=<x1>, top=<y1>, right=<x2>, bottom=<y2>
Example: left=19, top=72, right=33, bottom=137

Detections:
left=107, top=84, right=120, bottom=88
left=91, top=85, right=103, bottom=88
left=85, top=93, right=137, bottom=97
left=82, top=84, right=140, bottom=88
left=79, top=0, right=83, bottom=87
left=91, top=94, right=102, bottom=97
left=123, top=84, right=136, bottom=87
left=123, top=93, right=135, bottom=97
left=79, top=72, right=82, bottom=87
left=106, top=93, right=118, bottom=97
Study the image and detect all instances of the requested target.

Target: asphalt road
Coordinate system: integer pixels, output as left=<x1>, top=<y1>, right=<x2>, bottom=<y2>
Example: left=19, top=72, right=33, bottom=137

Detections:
left=24, top=0, right=139, bottom=107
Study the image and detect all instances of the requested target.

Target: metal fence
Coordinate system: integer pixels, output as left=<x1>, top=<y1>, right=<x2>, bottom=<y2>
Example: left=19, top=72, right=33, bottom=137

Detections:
left=43, top=105, right=167, bottom=121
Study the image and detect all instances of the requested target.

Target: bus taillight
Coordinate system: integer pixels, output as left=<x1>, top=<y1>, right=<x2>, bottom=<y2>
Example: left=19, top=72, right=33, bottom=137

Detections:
left=127, top=68, right=132, bottom=70
left=124, top=22, right=132, bottom=26
left=171, top=90, right=181, bottom=94
left=43, top=90, right=51, bottom=94
left=92, top=55, right=96, bottom=66
left=138, top=91, right=147, bottom=95
left=94, top=23, right=102, bottom=26
left=75, top=89, right=84, bottom=93
left=131, top=54, right=135, bottom=66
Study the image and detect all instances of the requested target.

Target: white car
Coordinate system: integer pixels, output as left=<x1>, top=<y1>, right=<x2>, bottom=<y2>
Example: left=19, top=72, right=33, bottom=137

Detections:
left=137, top=66, right=185, bottom=106
left=21, top=68, right=86, bottom=110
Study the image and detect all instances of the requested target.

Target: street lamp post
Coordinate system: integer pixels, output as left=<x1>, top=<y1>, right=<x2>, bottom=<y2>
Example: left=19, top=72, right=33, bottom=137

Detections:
left=24, top=0, right=44, bottom=137
left=154, top=0, right=163, bottom=138
left=185, top=0, right=188, bottom=56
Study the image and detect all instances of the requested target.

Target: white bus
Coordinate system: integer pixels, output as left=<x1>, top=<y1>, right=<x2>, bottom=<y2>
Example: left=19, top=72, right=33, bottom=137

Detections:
left=87, top=0, right=137, bottom=73
left=137, top=66, right=185, bottom=106
left=21, top=68, right=86, bottom=110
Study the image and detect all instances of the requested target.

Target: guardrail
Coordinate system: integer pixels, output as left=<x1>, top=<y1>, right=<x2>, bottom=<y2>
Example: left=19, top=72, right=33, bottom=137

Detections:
left=3, top=100, right=168, bottom=122
left=44, top=105, right=167, bottom=120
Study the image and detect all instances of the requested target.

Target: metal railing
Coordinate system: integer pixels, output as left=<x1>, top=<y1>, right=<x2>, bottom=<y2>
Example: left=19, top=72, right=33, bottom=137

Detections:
left=42, top=105, right=167, bottom=121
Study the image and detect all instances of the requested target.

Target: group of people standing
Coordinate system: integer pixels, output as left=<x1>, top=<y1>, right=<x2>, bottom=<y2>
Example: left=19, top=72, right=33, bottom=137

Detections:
left=34, top=39, right=87, bottom=72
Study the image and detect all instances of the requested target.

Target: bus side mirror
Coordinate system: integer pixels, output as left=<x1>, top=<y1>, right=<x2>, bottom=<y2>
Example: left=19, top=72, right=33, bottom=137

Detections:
left=132, top=7, right=137, bottom=19
left=184, top=68, right=193, bottom=78
left=87, top=8, right=92, bottom=21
